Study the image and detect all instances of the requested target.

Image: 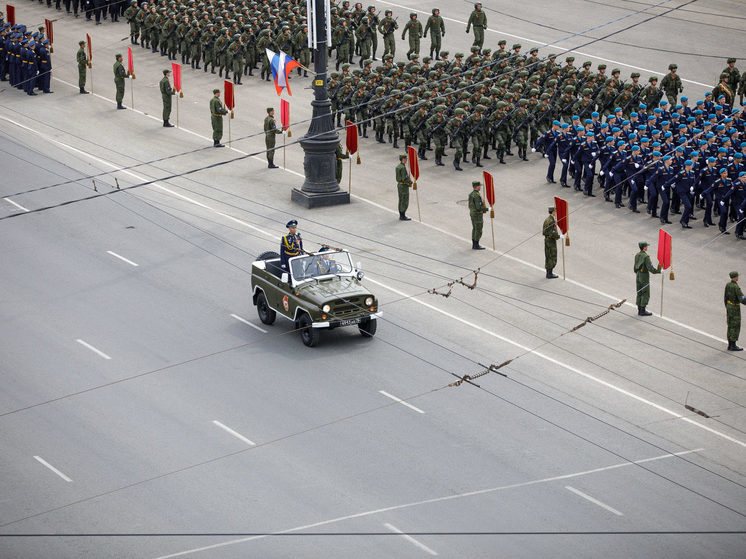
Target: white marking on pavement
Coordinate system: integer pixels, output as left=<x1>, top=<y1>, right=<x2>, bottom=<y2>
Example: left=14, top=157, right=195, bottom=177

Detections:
left=106, top=250, right=139, bottom=267
left=384, top=522, right=438, bottom=556
left=4, top=197, right=29, bottom=212
left=33, top=456, right=72, bottom=482
left=376, top=1, right=710, bottom=87
left=366, top=277, right=746, bottom=449
left=379, top=390, right=425, bottom=414
left=212, top=420, right=256, bottom=446
left=230, top=313, right=267, bottom=333
left=152, top=449, right=700, bottom=558
left=75, top=339, right=112, bottom=360
left=565, top=485, right=624, bottom=516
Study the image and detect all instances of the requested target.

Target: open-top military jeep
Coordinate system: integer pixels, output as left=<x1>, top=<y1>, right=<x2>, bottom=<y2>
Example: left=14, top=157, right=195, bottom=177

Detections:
left=250, top=249, right=381, bottom=347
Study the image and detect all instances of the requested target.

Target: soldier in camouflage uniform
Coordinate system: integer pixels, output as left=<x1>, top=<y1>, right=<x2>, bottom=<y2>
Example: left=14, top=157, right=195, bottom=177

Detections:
left=466, top=2, right=487, bottom=53
left=660, top=63, right=683, bottom=105
left=401, top=13, right=422, bottom=61
left=377, top=9, right=397, bottom=59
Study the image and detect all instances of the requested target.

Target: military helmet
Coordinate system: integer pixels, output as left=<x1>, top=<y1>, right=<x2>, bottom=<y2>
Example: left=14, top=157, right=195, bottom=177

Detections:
left=432, top=8, right=439, bottom=14
left=669, top=63, right=677, bottom=69
left=409, top=12, right=416, bottom=17
left=454, top=108, right=466, bottom=116
left=649, top=76, right=658, bottom=82
left=434, top=104, right=446, bottom=112
left=518, top=99, right=529, bottom=106
left=564, top=85, right=575, bottom=92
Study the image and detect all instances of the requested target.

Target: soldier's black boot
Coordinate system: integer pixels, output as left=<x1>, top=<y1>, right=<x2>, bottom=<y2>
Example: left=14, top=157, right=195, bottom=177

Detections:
left=393, top=136, right=399, bottom=149
left=546, top=269, right=558, bottom=279
left=418, top=146, right=427, bottom=160
left=387, top=132, right=392, bottom=144
left=427, top=139, right=433, bottom=151
left=191, top=60, right=195, bottom=69
left=362, top=124, right=368, bottom=138
left=454, top=156, right=463, bottom=171
left=436, top=152, right=444, bottom=166
left=163, top=120, right=174, bottom=128
left=521, top=147, right=529, bottom=161
left=399, top=212, right=411, bottom=221
left=728, top=341, right=743, bottom=351
left=80, top=87, right=90, bottom=94
left=472, top=240, right=485, bottom=250
left=475, top=156, right=483, bottom=168
left=117, top=103, right=126, bottom=110
left=498, top=150, right=505, bottom=164
left=225, top=71, right=231, bottom=80
left=219, top=67, right=223, bottom=77
left=482, top=145, right=491, bottom=159
left=638, top=306, right=652, bottom=316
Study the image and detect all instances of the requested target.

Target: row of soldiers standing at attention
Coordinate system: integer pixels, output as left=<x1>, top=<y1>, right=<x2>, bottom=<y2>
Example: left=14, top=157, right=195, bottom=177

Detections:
left=36, top=0, right=124, bottom=23
left=0, top=19, right=54, bottom=94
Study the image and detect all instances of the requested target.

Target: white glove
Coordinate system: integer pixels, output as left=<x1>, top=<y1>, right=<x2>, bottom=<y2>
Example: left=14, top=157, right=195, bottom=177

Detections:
left=599, top=170, right=604, bottom=176
left=729, top=156, right=733, bottom=161
left=561, top=158, right=567, bottom=163
left=644, top=185, right=648, bottom=191
left=591, top=152, right=597, bottom=157
left=720, top=201, right=725, bottom=206
left=531, top=147, right=536, bottom=153
left=559, top=233, right=566, bottom=240
left=544, top=154, right=549, bottom=158
left=690, top=187, right=695, bottom=194
left=635, top=163, right=640, bottom=169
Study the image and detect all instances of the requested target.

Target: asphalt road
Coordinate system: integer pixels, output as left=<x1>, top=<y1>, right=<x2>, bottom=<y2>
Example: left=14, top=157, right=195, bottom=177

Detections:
left=1, top=1, right=745, bottom=557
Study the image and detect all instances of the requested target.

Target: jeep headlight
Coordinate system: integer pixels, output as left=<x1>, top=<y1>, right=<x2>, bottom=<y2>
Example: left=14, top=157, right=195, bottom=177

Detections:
left=322, top=304, right=331, bottom=313
left=365, top=297, right=374, bottom=306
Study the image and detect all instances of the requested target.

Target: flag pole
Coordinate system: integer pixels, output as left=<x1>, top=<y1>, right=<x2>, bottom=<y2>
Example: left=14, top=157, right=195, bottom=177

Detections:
left=283, top=133, right=286, bottom=168
left=348, top=151, right=352, bottom=194
left=413, top=172, right=421, bottom=222
left=660, top=272, right=664, bottom=317
left=490, top=207, right=495, bottom=250
left=561, top=240, right=566, bottom=280
left=176, top=94, right=179, bottom=127
left=130, top=77, right=134, bottom=109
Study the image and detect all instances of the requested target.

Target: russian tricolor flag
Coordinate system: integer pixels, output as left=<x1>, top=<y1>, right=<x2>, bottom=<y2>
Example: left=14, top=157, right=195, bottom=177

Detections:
left=266, top=48, right=301, bottom=96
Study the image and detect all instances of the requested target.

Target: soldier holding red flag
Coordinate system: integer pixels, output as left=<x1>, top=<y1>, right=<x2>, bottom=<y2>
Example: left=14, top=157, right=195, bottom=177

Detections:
left=264, top=107, right=283, bottom=168
left=634, top=241, right=661, bottom=316
left=542, top=206, right=562, bottom=278
left=396, top=153, right=412, bottom=221
left=469, top=180, right=488, bottom=250
left=160, top=69, right=175, bottom=127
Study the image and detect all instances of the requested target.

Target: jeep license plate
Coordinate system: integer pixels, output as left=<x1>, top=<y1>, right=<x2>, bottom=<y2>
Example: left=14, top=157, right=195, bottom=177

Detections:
left=339, top=318, right=361, bottom=326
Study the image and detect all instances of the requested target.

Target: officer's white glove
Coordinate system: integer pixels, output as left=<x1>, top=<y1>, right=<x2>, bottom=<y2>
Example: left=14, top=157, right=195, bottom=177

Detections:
left=591, top=152, right=597, bottom=157
left=635, top=163, right=640, bottom=168
left=720, top=200, right=725, bottom=206
left=531, top=147, right=536, bottom=153
left=544, top=153, right=549, bottom=158
left=559, top=233, right=566, bottom=240
left=561, top=158, right=567, bottom=163
left=690, top=187, right=695, bottom=194
left=599, top=170, right=604, bottom=176
left=729, top=156, right=733, bottom=161
left=644, top=185, right=648, bottom=191
left=698, top=194, right=703, bottom=201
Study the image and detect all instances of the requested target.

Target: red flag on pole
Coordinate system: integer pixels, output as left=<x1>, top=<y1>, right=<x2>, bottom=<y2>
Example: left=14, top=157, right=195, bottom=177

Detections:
left=554, top=196, right=569, bottom=234
left=657, top=229, right=672, bottom=270
left=127, top=47, right=135, bottom=78
left=224, top=79, right=234, bottom=112
left=6, top=5, right=15, bottom=25
left=483, top=171, right=495, bottom=206
left=281, top=99, right=290, bottom=131
left=44, top=18, right=53, bottom=52
left=86, top=33, right=92, bottom=65
left=345, top=120, right=358, bottom=154
left=407, top=145, right=419, bottom=182
left=171, top=62, right=182, bottom=95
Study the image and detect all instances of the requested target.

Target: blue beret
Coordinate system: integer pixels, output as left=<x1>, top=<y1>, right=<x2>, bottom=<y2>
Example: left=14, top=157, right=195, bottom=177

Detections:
left=600, top=123, right=609, bottom=128
left=612, top=127, right=620, bottom=132
left=631, top=145, right=640, bottom=152
left=677, top=137, right=686, bottom=144
left=652, top=151, right=662, bottom=156
left=689, top=151, right=699, bottom=157
left=671, top=113, right=680, bottom=118
left=663, top=155, right=672, bottom=161
left=716, top=124, right=725, bottom=130
left=638, top=125, right=647, bottom=130
left=707, top=156, right=716, bottom=163
left=735, top=153, right=743, bottom=159
left=575, top=126, right=584, bottom=132
left=605, top=136, right=614, bottom=142
left=641, top=137, right=650, bottom=143
left=638, top=103, right=647, bottom=109
left=561, top=123, right=569, bottom=129
left=660, top=121, right=669, bottom=126
left=694, top=109, right=703, bottom=115
left=617, top=140, right=626, bottom=146
left=552, top=120, right=561, bottom=125
left=686, top=116, right=695, bottom=122
left=719, top=168, right=728, bottom=174
left=664, top=131, right=673, bottom=138
left=628, top=133, right=638, bottom=140
left=660, top=100, right=668, bottom=105
left=692, top=128, right=701, bottom=134
left=696, top=100, right=704, bottom=105
left=675, top=104, right=682, bottom=110
left=718, top=147, right=728, bottom=153
left=678, top=124, right=687, bottom=129
left=675, top=146, right=684, bottom=152
left=591, top=112, right=599, bottom=118
left=681, top=96, right=688, bottom=102
left=654, top=108, right=662, bottom=113
left=286, top=220, right=298, bottom=228
left=614, top=107, right=622, bottom=112
left=706, top=132, right=715, bottom=138
left=708, top=114, right=717, bottom=119
left=586, top=132, right=594, bottom=137
left=583, top=119, right=592, bottom=124
left=684, top=159, right=693, bottom=165
left=652, top=142, right=661, bottom=148
left=715, top=104, right=723, bottom=110
left=572, top=115, right=580, bottom=120
left=740, top=171, right=746, bottom=177
left=622, top=120, right=630, bottom=126
left=630, top=112, right=638, bottom=118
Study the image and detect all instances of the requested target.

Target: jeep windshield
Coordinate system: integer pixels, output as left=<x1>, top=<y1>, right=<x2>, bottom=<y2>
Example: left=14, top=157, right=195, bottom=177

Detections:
left=290, top=251, right=355, bottom=283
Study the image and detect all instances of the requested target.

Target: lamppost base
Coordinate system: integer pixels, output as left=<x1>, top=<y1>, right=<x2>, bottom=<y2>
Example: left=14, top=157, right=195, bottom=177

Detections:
left=291, top=188, right=350, bottom=208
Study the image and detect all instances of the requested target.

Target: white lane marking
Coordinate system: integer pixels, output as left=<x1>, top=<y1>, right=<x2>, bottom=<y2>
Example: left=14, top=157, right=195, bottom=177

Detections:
left=2, top=116, right=737, bottom=445
left=212, top=420, right=256, bottom=446
left=230, top=313, right=267, bottom=333
left=565, top=485, right=624, bottom=516
left=366, top=277, right=746, bottom=449
left=379, top=390, right=425, bottom=414
left=75, top=339, right=112, bottom=360
left=4, top=197, right=29, bottom=212
left=152, top=449, right=701, bottom=559
left=33, top=456, right=72, bottom=482
left=106, top=250, right=139, bottom=267
left=376, top=0, right=710, bottom=87
left=383, top=522, right=438, bottom=556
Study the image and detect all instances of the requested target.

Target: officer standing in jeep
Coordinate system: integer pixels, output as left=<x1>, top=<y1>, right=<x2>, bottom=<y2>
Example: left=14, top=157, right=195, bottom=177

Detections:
left=281, top=220, right=303, bottom=271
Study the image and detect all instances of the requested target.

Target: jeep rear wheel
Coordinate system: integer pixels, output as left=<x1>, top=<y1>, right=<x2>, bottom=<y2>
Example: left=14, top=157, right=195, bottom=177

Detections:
left=256, top=292, right=276, bottom=325
left=298, top=313, right=320, bottom=347
left=359, top=317, right=377, bottom=338
left=257, top=251, right=280, bottom=261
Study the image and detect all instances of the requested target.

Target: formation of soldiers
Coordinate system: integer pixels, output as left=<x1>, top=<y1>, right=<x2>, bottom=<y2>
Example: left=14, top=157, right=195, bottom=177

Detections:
left=0, top=18, right=54, bottom=94
left=37, top=0, right=124, bottom=23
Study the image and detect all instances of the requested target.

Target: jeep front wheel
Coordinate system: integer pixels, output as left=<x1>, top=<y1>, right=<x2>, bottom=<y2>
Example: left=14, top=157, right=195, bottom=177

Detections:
left=256, top=292, right=276, bottom=325
left=359, top=317, right=377, bottom=338
left=298, top=313, right=320, bottom=347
